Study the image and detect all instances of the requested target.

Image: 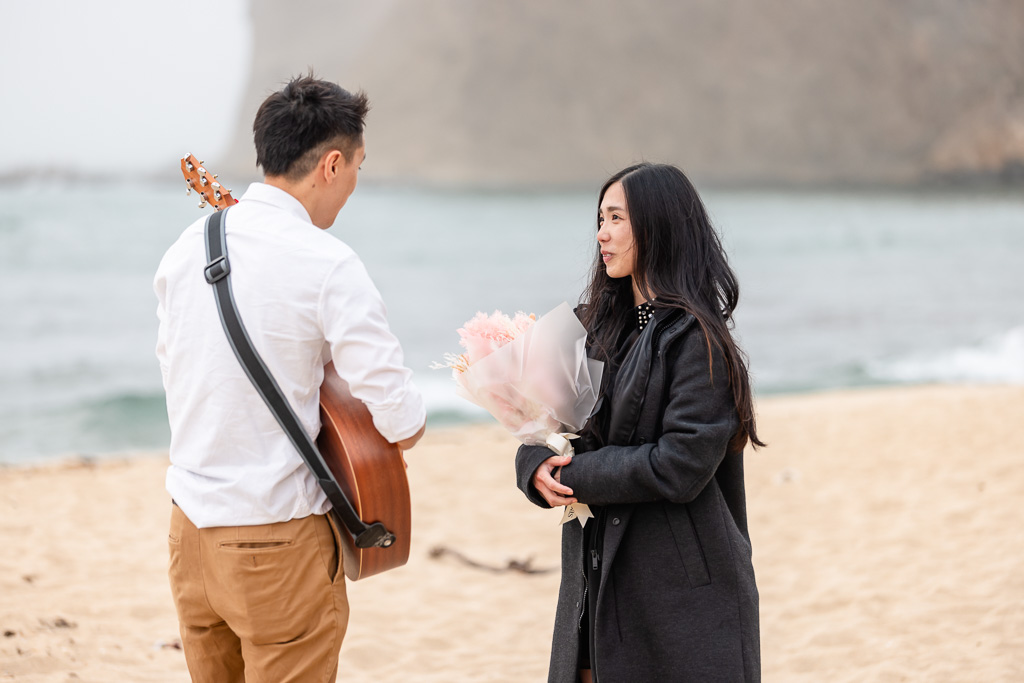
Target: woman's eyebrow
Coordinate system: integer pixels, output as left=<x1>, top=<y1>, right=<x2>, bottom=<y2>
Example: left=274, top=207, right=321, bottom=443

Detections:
left=601, top=205, right=627, bottom=214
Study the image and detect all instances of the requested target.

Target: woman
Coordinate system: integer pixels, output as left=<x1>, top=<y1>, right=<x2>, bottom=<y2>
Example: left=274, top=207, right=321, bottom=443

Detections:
left=515, top=163, right=763, bottom=682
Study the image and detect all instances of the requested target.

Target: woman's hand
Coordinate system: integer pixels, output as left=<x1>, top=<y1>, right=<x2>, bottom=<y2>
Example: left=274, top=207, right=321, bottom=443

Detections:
left=531, top=454, right=578, bottom=508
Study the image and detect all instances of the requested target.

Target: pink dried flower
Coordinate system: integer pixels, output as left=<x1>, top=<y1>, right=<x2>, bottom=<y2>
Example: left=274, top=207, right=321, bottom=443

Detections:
left=431, top=302, right=604, bottom=448
left=456, top=310, right=535, bottom=365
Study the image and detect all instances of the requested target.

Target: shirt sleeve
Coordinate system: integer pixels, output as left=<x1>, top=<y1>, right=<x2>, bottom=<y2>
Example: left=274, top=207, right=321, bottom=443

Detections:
left=318, top=254, right=426, bottom=443
left=153, top=265, right=170, bottom=389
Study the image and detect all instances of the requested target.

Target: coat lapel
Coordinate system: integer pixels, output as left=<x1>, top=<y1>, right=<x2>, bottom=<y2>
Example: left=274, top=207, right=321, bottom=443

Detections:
left=606, top=322, right=655, bottom=445
left=598, top=311, right=692, bottom=597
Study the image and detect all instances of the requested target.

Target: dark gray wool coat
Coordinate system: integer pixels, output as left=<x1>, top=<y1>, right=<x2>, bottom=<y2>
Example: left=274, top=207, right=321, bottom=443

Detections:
left=516, top=310, right=760, bottom=682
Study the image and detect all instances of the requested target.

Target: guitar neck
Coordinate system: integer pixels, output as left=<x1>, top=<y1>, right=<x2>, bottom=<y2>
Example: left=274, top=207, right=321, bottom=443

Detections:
left=180, top=153, right=238, bottom=211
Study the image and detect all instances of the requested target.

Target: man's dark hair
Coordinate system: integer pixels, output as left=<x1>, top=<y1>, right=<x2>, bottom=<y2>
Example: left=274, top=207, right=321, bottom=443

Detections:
left=253, top=74, right=369, bottom=180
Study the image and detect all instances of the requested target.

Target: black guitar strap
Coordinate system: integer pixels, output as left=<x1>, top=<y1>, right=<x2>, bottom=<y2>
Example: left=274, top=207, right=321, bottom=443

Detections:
left=202, top=207, right=394, bottom=550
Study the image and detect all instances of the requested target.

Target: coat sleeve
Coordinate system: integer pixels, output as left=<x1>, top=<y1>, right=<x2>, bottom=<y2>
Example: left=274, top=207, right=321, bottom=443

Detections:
left=515, top=443, right=560, bottom=508
left=558, top=327, right=739, bottom=506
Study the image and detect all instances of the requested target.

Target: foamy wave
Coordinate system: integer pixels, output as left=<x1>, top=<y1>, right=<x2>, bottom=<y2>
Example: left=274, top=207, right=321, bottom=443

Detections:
left=868, top=326, right=1024, bottom=384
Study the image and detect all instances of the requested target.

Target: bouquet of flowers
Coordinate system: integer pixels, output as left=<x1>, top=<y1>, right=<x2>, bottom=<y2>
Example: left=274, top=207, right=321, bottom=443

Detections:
left=434, top=302, right=604, bottom=526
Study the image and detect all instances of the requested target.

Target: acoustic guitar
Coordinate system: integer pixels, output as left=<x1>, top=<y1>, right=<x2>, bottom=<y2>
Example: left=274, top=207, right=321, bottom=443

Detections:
left=179, top=154, right=411, bottom=580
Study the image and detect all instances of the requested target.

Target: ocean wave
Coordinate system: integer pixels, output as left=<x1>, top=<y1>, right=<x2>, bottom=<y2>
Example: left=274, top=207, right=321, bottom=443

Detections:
left=868, top=326, right=1024, bottom=384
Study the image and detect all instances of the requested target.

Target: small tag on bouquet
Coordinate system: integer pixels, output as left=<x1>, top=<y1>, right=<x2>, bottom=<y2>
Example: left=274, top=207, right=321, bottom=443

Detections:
left=560, top=501, right=594, bottom=527
left=544, top=433, right=593, bottom=527
left=544, top=432, right=577, bottom=457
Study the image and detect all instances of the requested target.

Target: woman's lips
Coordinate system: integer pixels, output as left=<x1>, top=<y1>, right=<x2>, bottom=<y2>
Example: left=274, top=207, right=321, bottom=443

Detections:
left=602, top=251, right=612, bottom=263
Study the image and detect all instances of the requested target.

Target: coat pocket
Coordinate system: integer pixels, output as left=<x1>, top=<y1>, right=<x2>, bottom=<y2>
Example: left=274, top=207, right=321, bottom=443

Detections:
left=662, top=502, right=711, bottom=588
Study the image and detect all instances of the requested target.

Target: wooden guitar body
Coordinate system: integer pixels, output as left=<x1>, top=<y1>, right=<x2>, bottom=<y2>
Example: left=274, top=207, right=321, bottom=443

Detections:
left=317, top=362, right=411, bottom=580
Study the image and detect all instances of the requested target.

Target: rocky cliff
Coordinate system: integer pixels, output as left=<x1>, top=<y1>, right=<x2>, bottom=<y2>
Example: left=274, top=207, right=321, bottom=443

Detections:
left=222, top=0, right=1024, bottom=187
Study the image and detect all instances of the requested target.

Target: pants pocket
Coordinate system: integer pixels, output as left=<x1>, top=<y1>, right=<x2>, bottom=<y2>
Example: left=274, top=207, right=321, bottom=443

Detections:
left=217, top=540, right=293, bottom=550
left=662, top=502, right=711, bottom=588
left=322, top=512, right=344, bottom=584
left=168, top=503, right=183, bottom=545
left=215, top=520, right=325, bottom=645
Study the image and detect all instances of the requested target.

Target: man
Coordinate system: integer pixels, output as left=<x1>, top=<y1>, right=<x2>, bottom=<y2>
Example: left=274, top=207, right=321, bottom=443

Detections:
left=154, top=75, right=426, bottom=682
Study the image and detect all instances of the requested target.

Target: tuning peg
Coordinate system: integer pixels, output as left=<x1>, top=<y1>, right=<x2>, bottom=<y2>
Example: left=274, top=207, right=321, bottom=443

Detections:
left=213, top=174, right=219, bottom=179
left=199, top=160, right=205, bottom=165
left=185, top=184, right=192, bottom=196
left=214, top=190, right=223, bottom=201
left=185, top=160, right=194, bottom=172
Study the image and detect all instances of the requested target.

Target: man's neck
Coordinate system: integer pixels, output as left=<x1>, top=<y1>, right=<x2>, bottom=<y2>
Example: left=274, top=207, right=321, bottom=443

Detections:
left=264, top=175, right=326, bottom=228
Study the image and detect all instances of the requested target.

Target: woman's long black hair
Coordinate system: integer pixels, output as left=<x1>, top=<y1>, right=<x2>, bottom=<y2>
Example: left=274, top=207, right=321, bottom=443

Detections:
left=580, top=162, right=764, bottom=450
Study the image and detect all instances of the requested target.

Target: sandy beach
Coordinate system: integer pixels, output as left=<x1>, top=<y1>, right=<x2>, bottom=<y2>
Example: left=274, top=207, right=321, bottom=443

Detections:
left=1, top=384, right=1022, bottom=682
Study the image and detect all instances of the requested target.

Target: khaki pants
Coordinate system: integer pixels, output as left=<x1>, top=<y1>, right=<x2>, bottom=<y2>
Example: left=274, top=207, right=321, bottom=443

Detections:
left=168, top=504, right=349, bottom=683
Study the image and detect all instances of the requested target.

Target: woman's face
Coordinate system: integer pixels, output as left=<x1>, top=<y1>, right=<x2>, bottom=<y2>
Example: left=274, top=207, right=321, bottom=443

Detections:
left=597, top=181, right=636, bottom=280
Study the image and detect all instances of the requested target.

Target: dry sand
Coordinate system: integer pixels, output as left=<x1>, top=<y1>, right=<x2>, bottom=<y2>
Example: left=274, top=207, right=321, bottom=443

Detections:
left=1, top=384, right=1022, bottom=682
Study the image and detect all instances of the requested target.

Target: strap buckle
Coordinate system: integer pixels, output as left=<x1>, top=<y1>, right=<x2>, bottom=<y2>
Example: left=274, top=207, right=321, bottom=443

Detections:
left=355, top=522, right=396, bottom=549
left=204, top=255, right=230, bottom=284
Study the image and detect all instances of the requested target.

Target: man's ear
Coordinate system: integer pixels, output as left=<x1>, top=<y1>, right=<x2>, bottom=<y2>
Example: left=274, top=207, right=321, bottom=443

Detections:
left=322, top=149, right=344, bottom=182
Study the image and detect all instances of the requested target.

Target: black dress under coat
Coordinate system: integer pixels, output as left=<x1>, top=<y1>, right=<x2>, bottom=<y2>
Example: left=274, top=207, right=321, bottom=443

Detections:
left=515, top=308, right=760, bottom=682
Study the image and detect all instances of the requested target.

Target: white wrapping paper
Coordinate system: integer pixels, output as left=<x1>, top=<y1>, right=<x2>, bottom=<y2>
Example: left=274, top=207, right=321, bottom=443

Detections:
left=449, top=302, right=604, bottom=526
left=453, top=302, right=603, bottom=445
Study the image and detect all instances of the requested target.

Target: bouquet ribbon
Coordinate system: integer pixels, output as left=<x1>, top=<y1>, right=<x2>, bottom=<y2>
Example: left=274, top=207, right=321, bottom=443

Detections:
left=545, top=433, right=594, bottom=528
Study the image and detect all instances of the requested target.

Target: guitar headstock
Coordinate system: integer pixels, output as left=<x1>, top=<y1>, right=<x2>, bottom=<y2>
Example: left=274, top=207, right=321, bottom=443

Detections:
left=180, top=153, right=237, bottom=211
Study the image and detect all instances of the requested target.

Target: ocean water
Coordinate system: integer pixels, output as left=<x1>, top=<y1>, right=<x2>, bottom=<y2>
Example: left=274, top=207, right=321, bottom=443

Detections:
left=1, top=181, right=1022, bottom=463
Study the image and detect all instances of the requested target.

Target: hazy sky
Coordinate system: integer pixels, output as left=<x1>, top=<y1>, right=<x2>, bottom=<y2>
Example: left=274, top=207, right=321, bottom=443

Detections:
left=0, top=0, right=252, bottom=175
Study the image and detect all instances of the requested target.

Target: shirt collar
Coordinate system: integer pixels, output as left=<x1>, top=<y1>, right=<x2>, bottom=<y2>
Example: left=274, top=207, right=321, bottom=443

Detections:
left=238, top=182, right=313, bottom=225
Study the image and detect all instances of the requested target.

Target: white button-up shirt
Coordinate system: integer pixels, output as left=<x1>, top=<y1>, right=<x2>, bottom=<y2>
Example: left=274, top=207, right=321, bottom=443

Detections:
left=154, top=183, right=425, bottom=528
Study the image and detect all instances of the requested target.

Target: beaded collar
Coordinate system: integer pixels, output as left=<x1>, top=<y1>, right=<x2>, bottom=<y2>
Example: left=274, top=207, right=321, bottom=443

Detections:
left=636, top=301, right=655, bottom=331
